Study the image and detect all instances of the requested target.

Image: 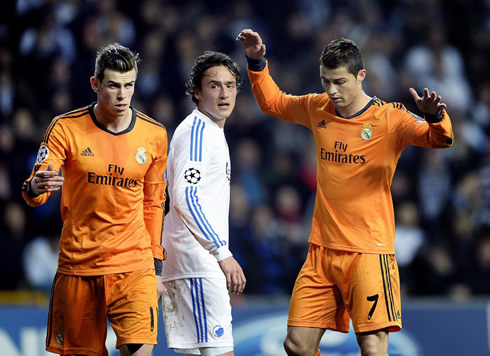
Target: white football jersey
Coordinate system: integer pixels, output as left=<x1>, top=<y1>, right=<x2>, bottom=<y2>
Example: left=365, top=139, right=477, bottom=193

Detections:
left=162, top=108, right=232, bottom=281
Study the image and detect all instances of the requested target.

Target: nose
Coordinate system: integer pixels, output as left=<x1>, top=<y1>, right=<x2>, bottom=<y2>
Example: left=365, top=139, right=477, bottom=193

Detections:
left=117, top=87, right=126, bottom=99
left=219, top=87, right=228, bottom=99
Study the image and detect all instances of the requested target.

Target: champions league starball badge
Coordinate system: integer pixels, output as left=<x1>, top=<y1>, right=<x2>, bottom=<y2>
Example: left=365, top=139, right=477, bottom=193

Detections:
left=135, top=147, right=147, bottom=164
left=184, top=168, right=201, bottom=184
left=360, top=123, right=373, bottom=140
left=36, top=145, right=49, bottom=163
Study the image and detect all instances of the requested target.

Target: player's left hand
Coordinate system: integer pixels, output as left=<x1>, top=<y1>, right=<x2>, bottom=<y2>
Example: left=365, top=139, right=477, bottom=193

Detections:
left=218, top=256, right=246, bottom=295
left=409, top=87, right=447, bottom=116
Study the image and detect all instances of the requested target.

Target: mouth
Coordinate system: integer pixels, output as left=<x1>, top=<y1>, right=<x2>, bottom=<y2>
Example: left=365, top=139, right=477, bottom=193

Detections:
left=218, top=102, right=230, bottom=109
left=115, top=103, right=127, bottom=110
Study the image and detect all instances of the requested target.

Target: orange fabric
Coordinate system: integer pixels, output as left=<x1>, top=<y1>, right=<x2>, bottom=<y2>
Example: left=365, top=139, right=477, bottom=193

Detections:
left=22, top=104, right=167, bottom=275
left=248, top=62, right=453, bottom=254
left=46, top=270, right=158, bottom=355
left=288, top=244, right=401, bottom=333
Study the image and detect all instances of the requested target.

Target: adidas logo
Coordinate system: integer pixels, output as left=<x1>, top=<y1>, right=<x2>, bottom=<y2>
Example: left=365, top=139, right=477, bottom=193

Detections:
left=81, top=147, right=94, bottom=156
left=317, top=120, right=326, bottom=128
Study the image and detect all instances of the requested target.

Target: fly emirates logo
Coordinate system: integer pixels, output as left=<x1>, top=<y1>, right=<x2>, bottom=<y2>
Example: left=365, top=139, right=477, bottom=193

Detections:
left=87, top=164, right=138, bottom=188
left=320, top=141, right=366, bottom=164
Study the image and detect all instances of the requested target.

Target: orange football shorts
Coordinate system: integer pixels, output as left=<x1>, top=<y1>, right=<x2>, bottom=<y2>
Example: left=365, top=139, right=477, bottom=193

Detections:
left=288, top=244, right=401, bottom=333
left=46, top=269, right=158, bottom=356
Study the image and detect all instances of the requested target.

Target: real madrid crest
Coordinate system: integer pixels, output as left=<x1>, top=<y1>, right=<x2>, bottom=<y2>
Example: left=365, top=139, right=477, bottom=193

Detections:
left=135, top=147, right=147, bottom=164
left=360, top=123, right=372, bottom=140
left=55, top=331, right=64, bottom=345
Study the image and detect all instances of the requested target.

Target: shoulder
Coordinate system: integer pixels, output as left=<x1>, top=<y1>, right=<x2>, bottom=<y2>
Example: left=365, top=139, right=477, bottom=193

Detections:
left=53, top=105, right=92, bottom=124
left=370, top=98, right=411, bottom=116
left=374, top=98, right=407, bottom=112
left=134, top=109, right=167, bottom=132
left=42, top=106, right=91, bottom=142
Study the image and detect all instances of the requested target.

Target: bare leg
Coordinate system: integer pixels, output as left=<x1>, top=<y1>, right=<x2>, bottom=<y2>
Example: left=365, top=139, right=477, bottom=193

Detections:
left=120, top=344, right=154, bottom=356
left=356, top=329, right=389, bottom=356
left=283, top=326, right=325, bottom=356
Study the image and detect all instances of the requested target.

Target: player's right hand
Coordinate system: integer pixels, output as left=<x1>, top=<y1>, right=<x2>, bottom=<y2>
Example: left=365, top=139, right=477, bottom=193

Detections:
left=31, top=163, right=64, bottom=196
left=236, top=29, right=267, bottom=60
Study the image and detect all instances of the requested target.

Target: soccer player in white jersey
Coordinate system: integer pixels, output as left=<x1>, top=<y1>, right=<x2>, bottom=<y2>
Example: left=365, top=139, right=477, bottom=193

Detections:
left=161, top=51, right=246, bottom=356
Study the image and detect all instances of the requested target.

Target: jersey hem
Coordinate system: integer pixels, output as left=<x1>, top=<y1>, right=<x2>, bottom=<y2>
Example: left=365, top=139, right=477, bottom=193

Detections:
left=56, top=266, right=154, bottom=276
left=308, top=240, right=395, bottom=255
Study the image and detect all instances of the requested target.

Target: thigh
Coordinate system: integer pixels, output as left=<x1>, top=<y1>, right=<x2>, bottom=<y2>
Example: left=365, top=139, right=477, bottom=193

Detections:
left=46, top=273, right=108, bottom=356
left=107, top=269, right=158, bottom=349
left=342, top=253, right=402, bottom=333
left=162, top=278, right=233, bottom=351
left=288, top=244, right=350, bottom=333
left=119, top=343, right=154, bottom=356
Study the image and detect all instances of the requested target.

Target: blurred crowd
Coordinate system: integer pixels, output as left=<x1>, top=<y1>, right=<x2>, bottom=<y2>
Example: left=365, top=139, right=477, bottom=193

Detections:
left=0, top=0, right=489, bottom=300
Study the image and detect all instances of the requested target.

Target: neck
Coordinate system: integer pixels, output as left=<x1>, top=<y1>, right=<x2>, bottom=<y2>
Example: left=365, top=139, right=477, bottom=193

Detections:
left=337, top=92, right=372, bottom=118
left=197, top=108, right=226, bottom=128
left=94, top=104, right=132, bottom=133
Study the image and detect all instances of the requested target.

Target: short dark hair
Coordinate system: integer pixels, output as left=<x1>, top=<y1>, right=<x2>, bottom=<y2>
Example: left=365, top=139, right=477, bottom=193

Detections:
left=319, top=38, right=364, bottom=76
left=94, top=43, right=141, bottom=82
left=186, top=51, right=242, bottom=104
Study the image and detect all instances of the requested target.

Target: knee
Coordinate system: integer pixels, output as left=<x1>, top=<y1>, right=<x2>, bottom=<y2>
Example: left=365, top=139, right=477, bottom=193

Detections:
left=356, top=330, right=389, bottom=356
left=284, top=335, right=313, bottom=356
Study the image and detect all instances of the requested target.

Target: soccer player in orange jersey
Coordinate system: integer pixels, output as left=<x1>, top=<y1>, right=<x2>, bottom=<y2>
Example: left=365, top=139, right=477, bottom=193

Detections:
left=22, top=43, right=168, bottom=356
left=237, top=29, right=453, bottom=356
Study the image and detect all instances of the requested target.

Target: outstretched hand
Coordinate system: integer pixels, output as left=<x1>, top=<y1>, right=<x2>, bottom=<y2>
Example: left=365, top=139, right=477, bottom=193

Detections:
left=236, top=29, right=266, bottom=60
left=409, top=88, right=447, bottom=116
left=30, top=163, right=64, bottom=196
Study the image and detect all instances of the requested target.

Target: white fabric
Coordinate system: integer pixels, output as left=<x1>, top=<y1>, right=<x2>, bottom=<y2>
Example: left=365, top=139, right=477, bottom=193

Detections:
left=162, top=108, right=232, bottom=281
left=162, top=278, right=233, bottom=351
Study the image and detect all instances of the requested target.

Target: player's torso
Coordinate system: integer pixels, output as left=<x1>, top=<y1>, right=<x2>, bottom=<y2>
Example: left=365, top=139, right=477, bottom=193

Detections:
left=55, top=107, right=164, bottom=274
left=61, top=113, right=155, bottom=216
left=164, top=113, right=230, bottom=278
left=311, top=102, right=399, bottom=201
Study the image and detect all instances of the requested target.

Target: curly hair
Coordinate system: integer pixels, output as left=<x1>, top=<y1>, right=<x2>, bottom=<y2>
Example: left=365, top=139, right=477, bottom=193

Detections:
left=186, top=51, right=242, bottom=104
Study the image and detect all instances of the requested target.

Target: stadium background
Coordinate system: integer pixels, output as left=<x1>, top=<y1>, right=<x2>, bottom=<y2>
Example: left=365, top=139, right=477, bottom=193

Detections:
left=0, top=0, right=489, bottom=355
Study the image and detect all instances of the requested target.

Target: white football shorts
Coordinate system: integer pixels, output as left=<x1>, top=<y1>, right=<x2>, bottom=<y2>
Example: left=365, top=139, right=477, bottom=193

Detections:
left=162, top=278, right=233, bottom=353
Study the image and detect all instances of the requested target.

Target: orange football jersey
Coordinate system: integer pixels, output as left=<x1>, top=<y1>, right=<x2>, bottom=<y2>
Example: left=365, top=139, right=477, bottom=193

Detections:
left=248, top=62, right=453, bottom=254
left=22, top=104, right=167, bottom=275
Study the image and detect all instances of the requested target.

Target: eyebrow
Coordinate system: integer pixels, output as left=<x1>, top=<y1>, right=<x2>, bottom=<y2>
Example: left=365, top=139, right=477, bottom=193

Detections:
left=207, top=79, right=236, bottom=85
left=106, top=80, right=135, bottom=85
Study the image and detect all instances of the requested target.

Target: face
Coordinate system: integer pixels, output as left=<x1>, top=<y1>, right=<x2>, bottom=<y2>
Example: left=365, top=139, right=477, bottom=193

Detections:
left=194, top=65, right=237, bottom=127
left=320, top=64, right=365, bottom=109
left=90, top=68, right=136, bottom=119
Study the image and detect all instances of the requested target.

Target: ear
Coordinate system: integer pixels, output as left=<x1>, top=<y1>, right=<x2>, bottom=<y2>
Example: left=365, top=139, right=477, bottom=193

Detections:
left=357, top=69, right=367, bottom=83
left=90, top=76, right=99, bottom=93
left=194, top=88, right=201, bottom=101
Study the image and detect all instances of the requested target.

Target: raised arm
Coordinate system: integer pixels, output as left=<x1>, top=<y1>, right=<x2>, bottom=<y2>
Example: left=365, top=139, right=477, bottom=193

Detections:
left=236, top=29, right=267, bottom=60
